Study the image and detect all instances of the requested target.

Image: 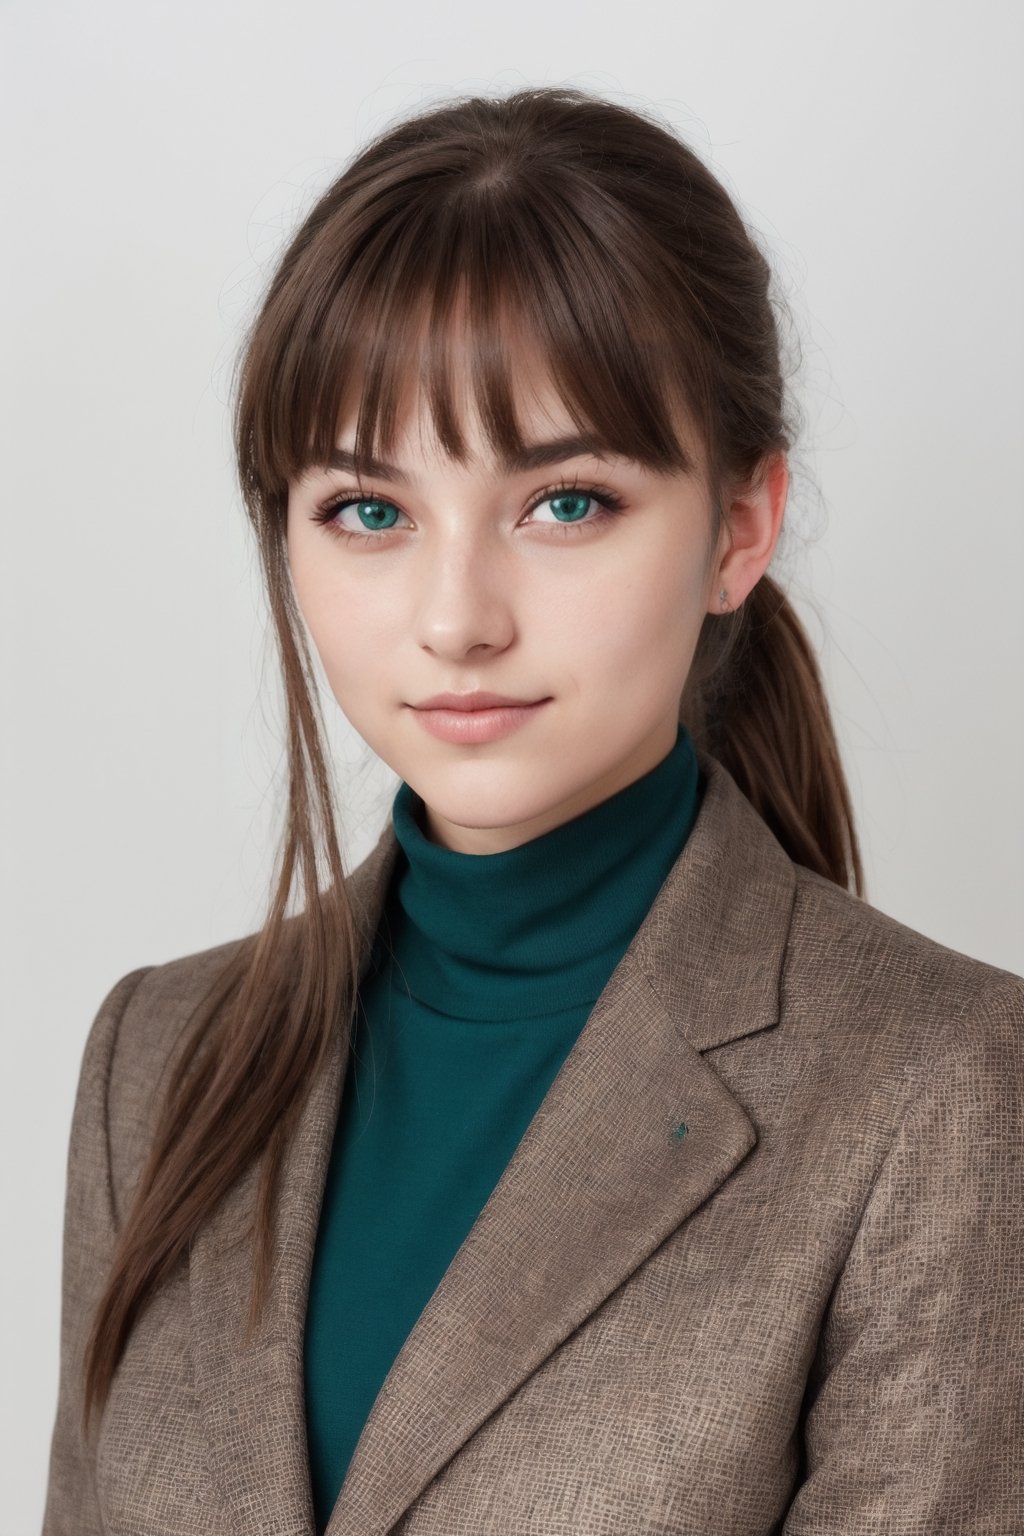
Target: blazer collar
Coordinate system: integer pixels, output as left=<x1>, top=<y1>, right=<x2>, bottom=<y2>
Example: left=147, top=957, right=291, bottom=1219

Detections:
left=189, top=748, right=798, bottom=1536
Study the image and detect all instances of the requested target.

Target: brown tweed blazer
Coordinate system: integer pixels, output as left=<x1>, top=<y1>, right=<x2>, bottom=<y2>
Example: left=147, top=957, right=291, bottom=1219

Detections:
left=43, top=749, right=1024, bottom=1535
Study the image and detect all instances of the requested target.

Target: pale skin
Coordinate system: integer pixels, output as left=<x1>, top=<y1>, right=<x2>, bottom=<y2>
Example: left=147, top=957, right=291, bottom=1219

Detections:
left=286, top=364, right=787, bottom=855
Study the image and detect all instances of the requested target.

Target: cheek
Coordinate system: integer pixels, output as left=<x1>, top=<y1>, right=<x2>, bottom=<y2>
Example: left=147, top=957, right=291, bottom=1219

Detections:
left=287, top=537, right=395, bottom=694
left=553, top=546, right=704, bottom=673
left=288, top=559, right=360, bottom=703
left=311, top=596, right=397, bottom=698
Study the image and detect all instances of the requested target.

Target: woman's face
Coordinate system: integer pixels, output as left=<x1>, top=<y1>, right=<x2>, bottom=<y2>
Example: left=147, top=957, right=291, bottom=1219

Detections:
left=286, top=366, right=784, bottom=853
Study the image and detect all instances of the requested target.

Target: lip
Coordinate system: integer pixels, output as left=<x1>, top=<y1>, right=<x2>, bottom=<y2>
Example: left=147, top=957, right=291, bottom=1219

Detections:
left=412, top=691, right=547, bottom=711
left=410, top=698, right=551, bottom=745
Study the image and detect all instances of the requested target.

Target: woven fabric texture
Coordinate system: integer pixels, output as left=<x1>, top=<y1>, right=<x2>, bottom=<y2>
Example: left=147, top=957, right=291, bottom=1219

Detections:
left=42, top=749, right=1024, bottom=1535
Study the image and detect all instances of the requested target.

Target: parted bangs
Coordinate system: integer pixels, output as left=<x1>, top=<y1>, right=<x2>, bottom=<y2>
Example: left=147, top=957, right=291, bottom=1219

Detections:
left=235, top=160, right=716, bottom=505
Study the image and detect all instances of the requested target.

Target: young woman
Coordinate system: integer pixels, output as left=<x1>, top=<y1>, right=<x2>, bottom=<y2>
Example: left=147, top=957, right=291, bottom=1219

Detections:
left=43, top=85, right=1023, bottom=1535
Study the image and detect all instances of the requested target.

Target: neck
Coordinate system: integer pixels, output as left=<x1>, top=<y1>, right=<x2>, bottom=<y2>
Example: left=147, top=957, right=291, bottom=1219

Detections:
left=376, top=723, right=704, bottom=1022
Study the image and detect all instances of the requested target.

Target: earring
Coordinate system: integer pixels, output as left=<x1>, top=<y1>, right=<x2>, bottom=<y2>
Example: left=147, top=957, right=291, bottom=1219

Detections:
left=718, top=587, right=730, bottom=612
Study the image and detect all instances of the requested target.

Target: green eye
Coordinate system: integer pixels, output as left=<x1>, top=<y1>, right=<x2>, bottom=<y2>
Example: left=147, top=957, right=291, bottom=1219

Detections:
left=541, top=492, right=594, bottom=523
left=346, top=499, right=404, bottom=532
left=313, top=494, right=410, bottom=542
left=525, top=484, right=626, bottom=535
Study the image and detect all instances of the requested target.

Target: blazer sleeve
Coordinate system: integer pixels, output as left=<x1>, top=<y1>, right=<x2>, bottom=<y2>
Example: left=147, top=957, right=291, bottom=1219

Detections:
left=783, top=972, right=1024, bottom=1534
left=41, top=964, right=155, bottom=1536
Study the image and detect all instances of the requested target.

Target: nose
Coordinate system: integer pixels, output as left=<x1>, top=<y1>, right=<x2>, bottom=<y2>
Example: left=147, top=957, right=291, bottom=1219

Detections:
left=413, top=534, right=516, bottom=661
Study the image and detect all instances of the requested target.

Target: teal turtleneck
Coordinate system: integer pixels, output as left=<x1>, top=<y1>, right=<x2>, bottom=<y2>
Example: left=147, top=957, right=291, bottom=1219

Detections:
left=303, top=723, right=704, bottom=1532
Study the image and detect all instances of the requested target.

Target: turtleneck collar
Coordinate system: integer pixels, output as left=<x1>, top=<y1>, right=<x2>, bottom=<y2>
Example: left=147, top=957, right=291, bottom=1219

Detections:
left=377, top=723, right=703, bottom=1022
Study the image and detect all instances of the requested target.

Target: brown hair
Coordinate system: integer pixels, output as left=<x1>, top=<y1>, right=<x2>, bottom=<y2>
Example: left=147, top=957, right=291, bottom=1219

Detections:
left=82, top=83, right=863, bottom=1428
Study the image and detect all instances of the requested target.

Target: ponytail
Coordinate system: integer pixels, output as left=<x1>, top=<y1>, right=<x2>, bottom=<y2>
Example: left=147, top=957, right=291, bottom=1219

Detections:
left=682, top=573, right=865, bottom=897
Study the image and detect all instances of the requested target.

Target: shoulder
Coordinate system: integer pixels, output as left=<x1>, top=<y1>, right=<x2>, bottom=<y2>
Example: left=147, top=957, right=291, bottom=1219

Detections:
left=783, top=862, right=1024, bottom=1088
left=111, top=928, right=251, bottom=1065
left=691, top=749, right=1023, bottom=1076
left=82, top=833, right=390, bottom=1217
left=78, top=931, right=257, bottom=1221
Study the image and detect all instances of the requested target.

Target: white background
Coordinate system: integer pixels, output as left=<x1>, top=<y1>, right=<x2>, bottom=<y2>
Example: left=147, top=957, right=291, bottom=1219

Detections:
left=3, top=1, right=1022, bottom=1529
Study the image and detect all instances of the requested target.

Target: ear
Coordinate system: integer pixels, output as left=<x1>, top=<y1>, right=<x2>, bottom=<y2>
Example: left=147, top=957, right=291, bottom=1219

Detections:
left=707, top=450, right=788, bottom=614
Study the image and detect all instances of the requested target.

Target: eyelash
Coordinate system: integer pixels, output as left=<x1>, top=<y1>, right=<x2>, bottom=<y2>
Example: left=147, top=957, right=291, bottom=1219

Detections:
left=309, top=476, right=627, bottom=545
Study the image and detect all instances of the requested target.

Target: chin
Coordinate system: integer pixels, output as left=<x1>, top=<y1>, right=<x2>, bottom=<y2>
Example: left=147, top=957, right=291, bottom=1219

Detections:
left=419, top=781, right=566, bottom=834
left=424, top=793, right=547, bottom=831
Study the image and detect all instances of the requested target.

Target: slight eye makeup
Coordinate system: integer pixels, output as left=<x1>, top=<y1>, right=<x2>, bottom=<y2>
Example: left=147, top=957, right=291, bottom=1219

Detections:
left=309, top=476, right=628, bottom=546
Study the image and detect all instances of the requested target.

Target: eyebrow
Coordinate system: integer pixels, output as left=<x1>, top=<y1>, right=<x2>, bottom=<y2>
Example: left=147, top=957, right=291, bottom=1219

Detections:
left=322, top=433, right=627, bottom=484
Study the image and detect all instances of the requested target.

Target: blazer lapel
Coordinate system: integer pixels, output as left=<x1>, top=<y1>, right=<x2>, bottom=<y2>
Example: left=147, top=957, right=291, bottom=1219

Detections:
left=190, top=748, right=798, bottom=1536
